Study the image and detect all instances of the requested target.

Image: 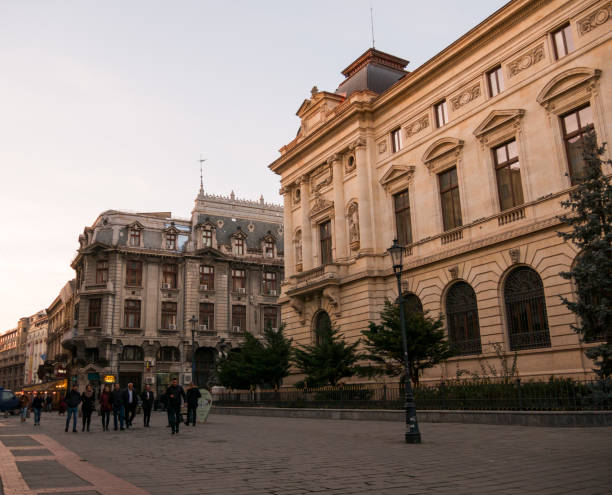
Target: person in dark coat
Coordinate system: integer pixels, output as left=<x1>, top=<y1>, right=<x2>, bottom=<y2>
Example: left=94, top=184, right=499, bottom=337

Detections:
left=31, top=392, right=44, bottom=426
left=141, top=384, right=154, bottom=427
left=110, top=383, right=125, bottom=431
left=99, top=384, right=112, bottom=431
left=81, top=385, right=95, bottom=432
left=164, top=377, right=186, bottom=434
left=65, top=385, right=81, bottom=432
left=44, top=393, right=53, bottom=412
left=185, top=383, right=202, bottom=426
left=121, top=382, right=138, bottom=428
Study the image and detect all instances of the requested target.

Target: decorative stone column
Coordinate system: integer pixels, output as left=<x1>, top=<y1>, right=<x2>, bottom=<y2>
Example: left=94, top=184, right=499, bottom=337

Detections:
left=299, top=175, right=313, bottom=271
left=330, top=154, right=347, bottom=260
left=352, top=138, right=373, bottom=252
left=281, top=186, right=294, bottom=279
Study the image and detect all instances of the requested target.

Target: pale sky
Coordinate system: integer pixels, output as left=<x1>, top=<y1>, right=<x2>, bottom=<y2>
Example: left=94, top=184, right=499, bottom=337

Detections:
left=0, top=0, right=508, bottom=330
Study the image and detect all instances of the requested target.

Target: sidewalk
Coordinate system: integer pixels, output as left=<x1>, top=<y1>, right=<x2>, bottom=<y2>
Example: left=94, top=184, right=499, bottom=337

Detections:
left=1, top=410, right=611, bottom=494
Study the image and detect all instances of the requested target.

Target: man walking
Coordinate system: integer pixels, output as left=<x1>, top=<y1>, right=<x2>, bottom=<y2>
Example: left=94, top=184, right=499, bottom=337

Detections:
left=64, top=385, right=81, bottom=433
left=110, top=383, right=125, bottom=431
left=185, top=383, right=201, bottom=426
left=141, top=384, right=154, bottom=427
left=122, top=382, right=138, bottom=428
left=31, top=392, right=44, bottom=426
left=164, top=377, right=185, bottom=435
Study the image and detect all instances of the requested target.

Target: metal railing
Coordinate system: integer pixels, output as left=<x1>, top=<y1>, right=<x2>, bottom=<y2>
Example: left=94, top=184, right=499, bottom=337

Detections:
left=213, top=379, right=612, bottom=411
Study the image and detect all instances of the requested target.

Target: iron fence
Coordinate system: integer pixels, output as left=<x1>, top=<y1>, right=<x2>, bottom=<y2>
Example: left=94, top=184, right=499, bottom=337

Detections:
left=213, top=378, right=612, bottom=411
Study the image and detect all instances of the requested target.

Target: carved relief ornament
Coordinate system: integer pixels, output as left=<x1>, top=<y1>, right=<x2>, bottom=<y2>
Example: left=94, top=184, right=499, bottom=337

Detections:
left=349, top=137, right=366, bottom=151
left=508, top=44, right=545, bottom=78
left=450, top=84, right=481, bottom=111
left=405, top=115, right=429, bottom=137
left=309, top=197, right=334, bottom=220
left=422, top=138, right=464, bottom=174
left=578, top=3, right=611, bottom=35
left=473, top=109, right=525, bottom=147
left=379, top=165, right=416, bottom=193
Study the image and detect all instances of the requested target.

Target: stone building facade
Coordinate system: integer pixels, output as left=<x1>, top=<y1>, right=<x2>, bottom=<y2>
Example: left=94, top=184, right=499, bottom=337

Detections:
left=45, top=281, right=76, bottom=384
left=68, top=187, right=283, bottom=394
left=24, top=311, right=48, bottom=386
left=270, top=0, right=611, bottom=383
left=0, top=319, right=28, bottom=391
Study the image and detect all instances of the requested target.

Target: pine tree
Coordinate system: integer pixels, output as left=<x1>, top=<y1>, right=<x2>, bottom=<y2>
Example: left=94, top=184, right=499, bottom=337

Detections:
left=292, top=325, right=361, bottom=387
left=558, top=131, right=612, bottom=379
left=259, top=324, right=293, bottom=389
left=360, top=300, right=452, bottom=386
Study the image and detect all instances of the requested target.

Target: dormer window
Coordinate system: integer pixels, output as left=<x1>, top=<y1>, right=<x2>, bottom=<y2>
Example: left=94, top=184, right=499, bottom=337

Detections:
left=233, top=237, right=245, bottom=255
left=129, top=228, right=141, bottom=247
left=202, top=229, right=212, bottom=248
left=264, top=238, right=275, bottom=258
left=166, top=233, right=176, bottom=250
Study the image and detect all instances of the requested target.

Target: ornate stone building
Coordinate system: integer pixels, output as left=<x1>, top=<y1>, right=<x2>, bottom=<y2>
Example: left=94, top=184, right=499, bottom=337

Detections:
left=46, top=281, right=76, bottom=384
left=0, top=319, right=28, bottom=391
left=24, top=311, right=48, bottom=386
left=68, top=187, right=283, bottom=394
left=270, top=0, right=611, bottom=382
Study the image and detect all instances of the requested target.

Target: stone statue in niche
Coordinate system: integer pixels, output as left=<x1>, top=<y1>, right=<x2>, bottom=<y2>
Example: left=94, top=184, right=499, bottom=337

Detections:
left=348, top=202, right=360, bottom=249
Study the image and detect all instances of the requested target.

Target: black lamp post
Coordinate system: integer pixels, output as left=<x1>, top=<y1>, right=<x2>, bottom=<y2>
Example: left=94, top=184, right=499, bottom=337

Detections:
left=189, top=315, right=198, bottom=382
left=388, top=239, right=422, bottom=444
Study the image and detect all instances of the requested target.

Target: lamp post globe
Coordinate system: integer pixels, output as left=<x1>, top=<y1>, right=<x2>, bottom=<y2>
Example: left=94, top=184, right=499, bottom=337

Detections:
left=387, top=239, right=421, bottom=444
left=189, top=315, right=198, bottom=381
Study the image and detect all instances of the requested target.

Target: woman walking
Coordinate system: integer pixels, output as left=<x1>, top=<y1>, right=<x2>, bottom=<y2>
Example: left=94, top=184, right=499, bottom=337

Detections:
left=99, top=385, right=112, bottom=431
left=31, top=392, right=44, bottom=426
left=19, top=393, right=30, bottom=422
left=81, top=385, right=95, bottom=432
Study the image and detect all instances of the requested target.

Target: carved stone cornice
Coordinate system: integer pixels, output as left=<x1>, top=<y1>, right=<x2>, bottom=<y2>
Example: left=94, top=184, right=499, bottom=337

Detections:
left=473, top=109, right=525, bottom=146
left=309, top=197, right=334, bottom=220
left=379, top=165, right=416, bottom=193
left=507, top=44, right=545, bottom=78
left=327, top=153, right=342, bottom=165
left=422, top=138, right=464, bottom=174
left=578, top=2, right=611, bottom=36
left=349, top=137, right=366, bottom=151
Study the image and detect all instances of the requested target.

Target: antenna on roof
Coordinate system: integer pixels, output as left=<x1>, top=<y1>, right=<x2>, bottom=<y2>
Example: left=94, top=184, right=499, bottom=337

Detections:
left=370, top=0, right=375, bottom=49
left=199, top=155, right=206, bottom=193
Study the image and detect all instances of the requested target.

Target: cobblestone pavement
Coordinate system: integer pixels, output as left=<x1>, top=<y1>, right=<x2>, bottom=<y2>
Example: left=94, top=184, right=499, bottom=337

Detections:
left=1, top=411, right=611, bottom=494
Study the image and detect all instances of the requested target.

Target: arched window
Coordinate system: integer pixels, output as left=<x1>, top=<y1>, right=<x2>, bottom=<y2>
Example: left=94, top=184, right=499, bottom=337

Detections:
left=314, top=311, right=331, bottom=345
left=121, top=346, right=143, bottom=361
left=504, top=267, right=551, bottom=350
left=402, top=293, right=423, bottom=316
left=157, top=346, right=180, bottom=362
left=446, top=282, right=482, bottom=355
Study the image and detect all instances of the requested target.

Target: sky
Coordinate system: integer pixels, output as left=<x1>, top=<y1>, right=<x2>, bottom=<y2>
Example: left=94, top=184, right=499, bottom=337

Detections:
left=0, top=0, right=508, bottom=330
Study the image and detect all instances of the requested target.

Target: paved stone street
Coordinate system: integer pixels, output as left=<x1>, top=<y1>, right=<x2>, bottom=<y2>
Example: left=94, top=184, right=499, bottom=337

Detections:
left=1, top=411, right=611, bottom=494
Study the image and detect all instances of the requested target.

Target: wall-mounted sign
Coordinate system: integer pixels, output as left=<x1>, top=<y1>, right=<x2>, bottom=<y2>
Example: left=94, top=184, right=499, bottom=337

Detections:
left=56, top=368, right=67, bottom=376
left=103, top=375, right=116, bottom=383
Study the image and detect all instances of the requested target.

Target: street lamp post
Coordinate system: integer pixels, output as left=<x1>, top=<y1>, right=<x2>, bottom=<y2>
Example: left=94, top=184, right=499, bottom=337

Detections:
left=388, top=239, right=422, bottom=444
left=189, top=315, right=198, bottom=382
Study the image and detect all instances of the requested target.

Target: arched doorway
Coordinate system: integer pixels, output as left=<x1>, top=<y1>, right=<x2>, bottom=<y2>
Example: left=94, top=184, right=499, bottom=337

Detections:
left=194, top=347, right=216, bottom=388
left=314, top=311, right=332, bottom=344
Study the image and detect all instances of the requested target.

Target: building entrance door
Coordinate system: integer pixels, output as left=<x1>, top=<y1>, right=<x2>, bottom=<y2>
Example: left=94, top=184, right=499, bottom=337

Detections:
left=119, top=372, right=142, bottom=391
left=194, top=348, right=216, bottom=388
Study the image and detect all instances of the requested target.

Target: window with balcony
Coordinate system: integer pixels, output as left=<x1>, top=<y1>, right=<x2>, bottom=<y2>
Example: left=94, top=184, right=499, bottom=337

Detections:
left=493, top=139, right=524, bottom=210
left=487, top=65, right=504, bottom=97
left=319, top=220, right=332, bottom=265
left=232, top=305, right=246, bottom=332
left=126, top=260, right=142, bottom=286
left=129, top=228, right=141, bottom=247
left=435, top=100, right=448, bottom=128
left=96, top=260, right=108, bottom=284
left=552, top=23, right=574, bottom=60
left=199, top=265, right=214, bottom=290
left=88, top=298, right=101, bottom=327
left=439, top=167, right=462, bottom=231
left=561, top=104, right=595, bottom=184
left=391, top=127, right=402, bottom=153
left=232, top=269, right=246, bottom=292
left=446, top=282, right=482, bottom=355
left=393, top=190, right=412, bottom=246
left=263, top=306, right=279, bottom=330
left=162, top=263, right=178, bottom=289
left=161, top=302, right=177, bottom=329
left=124, top=299, right=141, bottom=329
left=262, top=272, right=277, bottom=295
left=199, top=303, right=214, bottom=330
left=202, top=229, right=212, bottom=248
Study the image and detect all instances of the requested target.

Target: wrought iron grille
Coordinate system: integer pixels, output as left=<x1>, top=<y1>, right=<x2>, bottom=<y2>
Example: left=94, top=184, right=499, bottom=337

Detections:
left=446, top=282, right=482, bottom=355
left=504, top=267, right=551, bottom=351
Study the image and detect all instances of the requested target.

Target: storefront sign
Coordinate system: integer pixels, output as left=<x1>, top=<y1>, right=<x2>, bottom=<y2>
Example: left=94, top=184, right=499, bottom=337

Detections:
left=56, top=368, right=67, bottom=376
left=103, top=375, right=116, bottom=383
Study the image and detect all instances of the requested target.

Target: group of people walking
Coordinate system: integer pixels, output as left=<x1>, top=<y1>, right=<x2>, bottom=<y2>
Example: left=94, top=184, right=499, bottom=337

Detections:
left=19, top=379, right=203, bottom=435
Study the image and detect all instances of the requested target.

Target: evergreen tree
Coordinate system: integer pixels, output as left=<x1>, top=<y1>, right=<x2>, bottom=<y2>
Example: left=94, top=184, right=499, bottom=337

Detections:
left=360, top=300, right=452, bottom=386
left=558, top=131, right=612, bottom=379
left=293, top=325, right=361, bottom=387
left=259, top=324, right=293, bottom=389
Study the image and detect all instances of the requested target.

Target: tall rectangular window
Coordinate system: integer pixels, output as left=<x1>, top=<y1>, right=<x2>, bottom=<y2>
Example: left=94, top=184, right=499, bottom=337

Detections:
left=552, top=24, right=574, bottom=59
left=487, top=66, right=504, bottom=97
left=262, top=272, right=277, bottom=295
left=162, top=263, right=178, bottom=289
left=199, top=265, right=214, bottom=289
left=435, top=100, right=448, bottom=128
left=129, top=229, right=140, bottom=247
left=263, top=306, right=279, bottom=330
left=126, top=260, right=142, bottom=286
left=494, top=139, right=524, bottom=210
left=199, top=303, right=214, bottom=330
left=161, top=302, right=177, bottom=329
left=96, top=260, right=108, bottom=284
left=166, top=233, right=176, bottom=250
left=233, top=238, right=244, bottom=255
left=439, top=167, right=463, bottom=231
left=88, top=298, right=101, bottom=327
left=124, top=300, right=141, bottom=329
left=264, top=239, right=275, bottom=257
left=391, top=128, right=401, bottom=153
left=232, top=268, right=246, bottom=292
left=202, top=229, right=212, bottom=247
left=319, top=221, right=332, bottom=265
left=393, top=190, right=412, bottom=246
left=562, top=105, right=595, bottom=184
left=232, top=305, right=246, bottom=331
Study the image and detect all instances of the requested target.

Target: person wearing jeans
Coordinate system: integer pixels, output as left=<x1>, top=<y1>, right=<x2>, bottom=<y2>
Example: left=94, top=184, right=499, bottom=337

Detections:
left=31, top=392, right=44, bottom=426
left=110, top=383, right=125, bottom=431
left=64, top=385, right=81, bottom=432
left=164, top=377, right=185, bottom=434
left=185, top=383, right=201, bottom=426
left=99, top=384, right=112, bottom=431
left=19, top=394, right=30, bottom=422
